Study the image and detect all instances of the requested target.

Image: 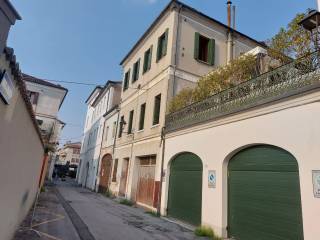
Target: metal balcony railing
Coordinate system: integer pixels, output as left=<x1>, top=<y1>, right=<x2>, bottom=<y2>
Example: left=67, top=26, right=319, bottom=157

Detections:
left=165, top=51, right=320, bottom=133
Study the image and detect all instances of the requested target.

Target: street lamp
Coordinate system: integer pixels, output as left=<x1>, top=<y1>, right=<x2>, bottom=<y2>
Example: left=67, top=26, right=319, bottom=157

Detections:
left=299, top=10, right=320, bottom=49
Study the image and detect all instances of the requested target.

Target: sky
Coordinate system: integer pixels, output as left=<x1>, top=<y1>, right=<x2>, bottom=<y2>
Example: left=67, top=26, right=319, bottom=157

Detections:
left=8, top=0, right=316, bottom=145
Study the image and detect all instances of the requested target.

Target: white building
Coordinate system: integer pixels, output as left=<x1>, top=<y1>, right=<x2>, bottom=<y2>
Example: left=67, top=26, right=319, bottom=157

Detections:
left=77, top=81, right=121, bottom=190
left=23, top=73, right=67, bottom=145
left=56, top=141, right=81, bottom=165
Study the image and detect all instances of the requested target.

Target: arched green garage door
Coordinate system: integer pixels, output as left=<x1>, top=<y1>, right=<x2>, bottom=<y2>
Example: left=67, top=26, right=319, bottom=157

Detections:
left=228, top=145, right=304, bottom=240
left=167, top=153, right=202, bottom=226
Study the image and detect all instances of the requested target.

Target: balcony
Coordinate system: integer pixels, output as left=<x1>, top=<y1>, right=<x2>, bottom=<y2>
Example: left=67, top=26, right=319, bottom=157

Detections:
left=165, top=51, right=320, bottom=133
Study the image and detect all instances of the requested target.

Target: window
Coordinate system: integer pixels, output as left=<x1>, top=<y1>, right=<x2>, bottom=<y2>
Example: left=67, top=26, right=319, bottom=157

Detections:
left=27, top=91, right=39, bottom=105
left=139, top=103, right=146, bottom=130
left=112, top=121, right=117, bottom=138
left=118, top=116, right=124, bottom=138
left=132, top=59, right=140, bottom=83
left=157, top=29, right=169, bottom=62
left=105, top=126, right=109, bottom=141
left=123, top=70, right=130, bottom=91
left=128, top=110, right=134, bottom=134
left=112, top=159, right=118, bottom=182
left=194, top=32, right=215, bottom=65
left=143, top=46, right=153, bottom=74
left=153, top=94, right=161, bottom=125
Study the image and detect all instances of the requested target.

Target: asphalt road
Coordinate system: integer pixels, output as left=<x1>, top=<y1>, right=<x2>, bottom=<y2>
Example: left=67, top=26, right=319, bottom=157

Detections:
left=55, top=179, right=205, bottom=240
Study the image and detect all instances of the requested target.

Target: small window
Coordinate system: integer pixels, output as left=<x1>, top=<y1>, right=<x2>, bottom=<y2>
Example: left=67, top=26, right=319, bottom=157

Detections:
left=139, top=103, right=146, bottom=130
left=27, top=91, right=39, bottom=105
left=153, top=94, right=161, bottom=125
left=105, top=126, right=109, bottom=141
left=127, top=110, right=134, bottom=134
left=112, top=159, right=118, bottom=182
left=194, top=32, right=215, bottom=65
left=112, top=121, right=117, bottom=138
left=132, top=59, right=140, bottom=83
left=123, top=70, right=130, bottom=91
left=143, top=46, right=153, bottom=74
left=156, top=29, right=169, bottom=62
left=118, top=116, right=124, bottom=138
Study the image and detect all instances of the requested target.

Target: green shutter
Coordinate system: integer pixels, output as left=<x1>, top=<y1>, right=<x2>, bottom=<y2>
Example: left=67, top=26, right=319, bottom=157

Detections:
left=139, top=103, right=146, bottom=130
left=208, top=39, right=215, bottom=66
left=143, top=51, right=148, bottom=73
left=163, top=28, right=169, bottom=57
left=148, top=45, right=153, bottom=70
left=128, top=110, right=134, bottom=134
left=153, top=94, right=161, bottom=125
left=136, top=59, right=140, bottom=79
left=156, top=36, right=161, bottom=62
left=194, top=32, right=200, bottom=60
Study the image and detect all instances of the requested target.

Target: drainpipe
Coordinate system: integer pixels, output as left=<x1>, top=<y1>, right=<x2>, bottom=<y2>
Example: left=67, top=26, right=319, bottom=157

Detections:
left=157, top=127, right=166, bottom=215
left=226, top=1, right=234, bottom=63
left=172, top=4, right=183, bottom=97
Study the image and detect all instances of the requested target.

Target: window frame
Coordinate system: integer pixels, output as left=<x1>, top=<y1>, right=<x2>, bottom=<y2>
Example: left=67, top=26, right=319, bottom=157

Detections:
left=127, top=110, right=134, bottom=134
left=139, top=103, right=146, bottom=131
left=143, top=45, right=153, bottom=74
left=194, top=32, right=215, bottom=66
left=132, top=59, right=140, bottom=83
left=152, top=94, right=161, bottom=126
left=156, top=29, right=169, bottom=62
left=123, top=69, right=130, bottom=91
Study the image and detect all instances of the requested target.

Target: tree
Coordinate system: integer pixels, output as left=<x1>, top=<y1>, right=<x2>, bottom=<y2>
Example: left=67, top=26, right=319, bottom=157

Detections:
left=267, top=12, right=314, bottom=63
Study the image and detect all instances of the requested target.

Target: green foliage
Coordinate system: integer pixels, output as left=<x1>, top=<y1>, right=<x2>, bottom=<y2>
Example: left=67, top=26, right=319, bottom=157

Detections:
left=194, top=226, right=222, bottom=240
left=145, top=210, right=160, bottom=217
left=267, top=11, right=314, bottom=63
left=119, top=199, right=134, bottom=206
left=168, top=54, right=258, bottom=113
left=103, top=189, right=115, bottom=199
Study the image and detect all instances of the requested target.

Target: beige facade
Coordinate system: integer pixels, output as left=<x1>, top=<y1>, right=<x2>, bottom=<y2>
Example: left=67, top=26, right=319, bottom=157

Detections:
left=113, top=0, right=263, bottom=209
left=0, top=49, right=44, bottom=240
left=162, top=89, right=320, bottom=239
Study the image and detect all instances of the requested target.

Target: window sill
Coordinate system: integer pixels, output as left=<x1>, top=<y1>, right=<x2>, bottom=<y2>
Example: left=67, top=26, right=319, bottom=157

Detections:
left=151, top=124, right=160, bottom=129
left=136, top=129, right=144, bottom=133
left=196, top=59, right=213, bottom=66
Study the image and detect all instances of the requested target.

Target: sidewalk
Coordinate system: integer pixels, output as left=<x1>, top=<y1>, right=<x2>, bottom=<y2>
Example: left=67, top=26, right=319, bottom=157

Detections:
left=13, top=184, right=80, bottom=240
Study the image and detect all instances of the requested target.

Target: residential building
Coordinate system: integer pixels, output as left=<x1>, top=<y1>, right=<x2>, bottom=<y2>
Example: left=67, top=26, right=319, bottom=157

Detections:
left=56, top=141, right=81, bottom=165
left=161, top=51, right=320, bottom=240
left=112, top=0, right=265, bottom=210
left=0, top=2, right=44, bottom=237
left=97, top=104, right=120, bottom=193
left=23, top=73, right=68, bottom=145
left=77, top=81, right=121, bottom=191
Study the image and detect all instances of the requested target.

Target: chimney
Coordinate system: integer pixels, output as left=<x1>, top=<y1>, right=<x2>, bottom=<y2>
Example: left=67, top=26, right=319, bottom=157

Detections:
left=232, top=5, right=236, bottom=30
left=227, top=1, right=232, bottom=28
left=226, top=1, right=234, bottom=63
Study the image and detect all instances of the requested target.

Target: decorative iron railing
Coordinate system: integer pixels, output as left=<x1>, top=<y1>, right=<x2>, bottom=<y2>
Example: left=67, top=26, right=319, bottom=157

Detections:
left=165, top=51, right=320, bottom=133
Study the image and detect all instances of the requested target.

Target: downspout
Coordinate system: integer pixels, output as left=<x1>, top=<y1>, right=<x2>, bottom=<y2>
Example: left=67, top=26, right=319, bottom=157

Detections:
left=226, top=1, right=234, bottom=63
left=172, top=4, right=183, bottom=97
left=157, top=3, right=182, bottom=216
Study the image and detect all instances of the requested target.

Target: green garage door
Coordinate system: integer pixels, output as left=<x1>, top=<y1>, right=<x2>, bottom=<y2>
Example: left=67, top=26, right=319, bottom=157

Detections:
left=167, top=153, right=202, bottom=226
left=228, top=145, right=304, bottom=240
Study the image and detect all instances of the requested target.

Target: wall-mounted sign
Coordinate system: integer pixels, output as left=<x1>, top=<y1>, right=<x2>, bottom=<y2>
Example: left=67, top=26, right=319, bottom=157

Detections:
left=0, top=71, right=14, bottom=105
left=208, top=170, right=216, bottom=188
left=313, top=170, right=320, bottom=198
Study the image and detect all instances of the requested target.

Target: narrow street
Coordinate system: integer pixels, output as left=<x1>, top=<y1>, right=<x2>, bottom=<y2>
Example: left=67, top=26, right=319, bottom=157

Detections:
left=14, top=179, right=206, bottom=240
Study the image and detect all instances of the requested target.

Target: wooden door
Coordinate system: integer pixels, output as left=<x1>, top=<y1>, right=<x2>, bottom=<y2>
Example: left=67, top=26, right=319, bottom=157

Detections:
left=98, top=154, right=112, bottom=193
left=136, top=157, right=156, bottom=206
left=119, top=158, right=129, bottom=196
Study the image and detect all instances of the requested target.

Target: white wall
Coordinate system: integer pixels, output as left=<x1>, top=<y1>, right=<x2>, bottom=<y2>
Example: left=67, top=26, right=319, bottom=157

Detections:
left=161, top=91, right=320, bottom=239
